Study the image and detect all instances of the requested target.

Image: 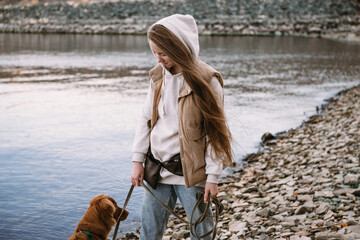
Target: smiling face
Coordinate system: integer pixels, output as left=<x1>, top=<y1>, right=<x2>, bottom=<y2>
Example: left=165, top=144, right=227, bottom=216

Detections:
left=149, top=40, right=179, bottom=73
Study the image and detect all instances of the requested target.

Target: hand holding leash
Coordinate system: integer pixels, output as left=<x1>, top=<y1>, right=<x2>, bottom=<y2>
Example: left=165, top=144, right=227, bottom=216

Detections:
left=204, top=182, right=218, bottom=203
left=131, top=162, right=144, bottom=186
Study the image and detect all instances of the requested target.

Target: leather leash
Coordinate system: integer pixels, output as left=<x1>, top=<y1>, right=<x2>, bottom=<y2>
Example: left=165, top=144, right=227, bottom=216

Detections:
left=112, top=184, right=134, bottom=240
left=140, top=182, right=223, bottom=240
left=112, top=182, right=223, bottom=240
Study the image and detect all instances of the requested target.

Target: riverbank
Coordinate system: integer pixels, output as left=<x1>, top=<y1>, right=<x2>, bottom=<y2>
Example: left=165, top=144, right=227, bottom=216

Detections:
left=1, top=0, right=359, bottom=43
left=119, top=84, right=360, bottom=239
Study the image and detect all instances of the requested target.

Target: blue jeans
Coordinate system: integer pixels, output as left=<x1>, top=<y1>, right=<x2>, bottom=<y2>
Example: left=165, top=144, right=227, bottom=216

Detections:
left=140, top=183, right=214, bottom=240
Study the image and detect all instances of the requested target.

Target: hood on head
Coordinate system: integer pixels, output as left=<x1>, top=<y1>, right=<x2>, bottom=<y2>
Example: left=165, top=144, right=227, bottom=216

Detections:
left=148, top=14, right=200, bottom=59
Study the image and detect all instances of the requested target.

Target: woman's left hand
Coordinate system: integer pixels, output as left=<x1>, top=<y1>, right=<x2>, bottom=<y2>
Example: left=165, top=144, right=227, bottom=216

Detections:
left=204, top=182, right=219, bottom=203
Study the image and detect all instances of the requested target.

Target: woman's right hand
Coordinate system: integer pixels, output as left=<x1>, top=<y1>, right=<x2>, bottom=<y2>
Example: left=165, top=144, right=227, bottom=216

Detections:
left=131, top=162, right=144, bottom=186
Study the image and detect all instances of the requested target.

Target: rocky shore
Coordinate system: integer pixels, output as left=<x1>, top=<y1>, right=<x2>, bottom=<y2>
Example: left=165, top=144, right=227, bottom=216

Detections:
left=1, top=0, right=360, bottom=42
left=119, top=85, right=360, bottom=240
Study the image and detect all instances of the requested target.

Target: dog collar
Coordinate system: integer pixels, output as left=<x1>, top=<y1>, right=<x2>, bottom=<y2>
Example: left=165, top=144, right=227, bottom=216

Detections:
left=80, top=231, right=94, bottom=240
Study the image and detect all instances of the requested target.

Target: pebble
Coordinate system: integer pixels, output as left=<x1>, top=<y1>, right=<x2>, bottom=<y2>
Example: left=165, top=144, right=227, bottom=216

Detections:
left=315, top=202, right=331, bottom=215
left=228, top=221, right=247, bottom=233
left=290, top=236, right=311, bottom=240
left=344, top=174, right=360, bottom=185
left=294, top=205, right=310, bottom=215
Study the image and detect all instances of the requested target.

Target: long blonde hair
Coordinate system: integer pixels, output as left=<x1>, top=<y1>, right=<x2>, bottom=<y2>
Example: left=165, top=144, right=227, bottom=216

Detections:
left=148, top=24, right=233, bottom=167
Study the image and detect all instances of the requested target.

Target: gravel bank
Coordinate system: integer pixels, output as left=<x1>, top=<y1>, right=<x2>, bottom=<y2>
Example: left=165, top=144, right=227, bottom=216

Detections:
left=120, top=85, right=360, bottom=239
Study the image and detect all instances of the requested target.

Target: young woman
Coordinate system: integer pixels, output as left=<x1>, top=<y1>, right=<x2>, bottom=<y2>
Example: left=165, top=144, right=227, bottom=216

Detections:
left=130, top=14, right=233, bottom=239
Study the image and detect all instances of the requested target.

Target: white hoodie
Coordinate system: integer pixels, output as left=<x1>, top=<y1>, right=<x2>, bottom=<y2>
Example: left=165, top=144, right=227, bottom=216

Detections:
left=152, top=14, right=200, bottom=59
left=132, top=14, right=223, bottom=185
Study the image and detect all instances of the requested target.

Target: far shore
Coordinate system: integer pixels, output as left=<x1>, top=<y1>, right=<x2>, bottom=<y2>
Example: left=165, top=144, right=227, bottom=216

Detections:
left=1, top=0, right=359, bottom=44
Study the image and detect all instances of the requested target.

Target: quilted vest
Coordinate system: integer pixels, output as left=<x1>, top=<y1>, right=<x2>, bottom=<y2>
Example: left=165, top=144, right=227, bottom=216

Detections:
left=148, top=61, right=223, bottom=187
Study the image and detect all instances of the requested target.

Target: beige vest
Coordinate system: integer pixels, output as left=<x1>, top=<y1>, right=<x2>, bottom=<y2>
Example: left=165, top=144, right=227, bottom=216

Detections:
left=148, top=61, right=224, bottom=187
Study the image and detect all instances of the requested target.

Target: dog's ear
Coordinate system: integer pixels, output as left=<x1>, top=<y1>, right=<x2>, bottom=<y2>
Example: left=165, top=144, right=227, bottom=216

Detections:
left=90, top=195, right=117, bottom=226
left=99, top=198, right=116, bottom=216
left=89, top=194, right=106, bottom=205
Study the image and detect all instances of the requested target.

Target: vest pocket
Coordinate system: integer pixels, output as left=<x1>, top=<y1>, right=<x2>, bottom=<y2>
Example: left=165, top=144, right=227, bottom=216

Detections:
left=185, top=123, right=205, bottom=141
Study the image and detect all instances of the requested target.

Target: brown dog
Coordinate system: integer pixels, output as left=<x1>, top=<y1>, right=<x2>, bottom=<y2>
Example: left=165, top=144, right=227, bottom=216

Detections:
left=68, top=194, right=129, bottom=240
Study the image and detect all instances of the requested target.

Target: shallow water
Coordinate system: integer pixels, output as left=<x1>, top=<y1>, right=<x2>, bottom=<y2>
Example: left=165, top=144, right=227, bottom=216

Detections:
left=0, top=33, right=359, bottom=239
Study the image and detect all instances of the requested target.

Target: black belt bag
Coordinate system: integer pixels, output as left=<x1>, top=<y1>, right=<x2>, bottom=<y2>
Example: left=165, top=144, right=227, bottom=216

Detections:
left=144, top=151, right=183, bottom=189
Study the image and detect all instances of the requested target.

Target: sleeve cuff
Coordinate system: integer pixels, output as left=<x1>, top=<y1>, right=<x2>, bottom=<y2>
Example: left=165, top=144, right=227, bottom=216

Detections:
left=132, top=153, right=146, bottom=163
left=206, top=174, right=220, bottom=184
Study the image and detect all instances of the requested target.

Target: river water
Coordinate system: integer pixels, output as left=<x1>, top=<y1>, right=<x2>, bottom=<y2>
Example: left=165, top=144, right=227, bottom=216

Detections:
left=0, top=33, right=359, bottom=239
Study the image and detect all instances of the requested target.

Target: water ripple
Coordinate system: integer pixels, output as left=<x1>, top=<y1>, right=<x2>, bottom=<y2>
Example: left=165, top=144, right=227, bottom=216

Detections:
left=0, top=34, right=360, bottom=239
